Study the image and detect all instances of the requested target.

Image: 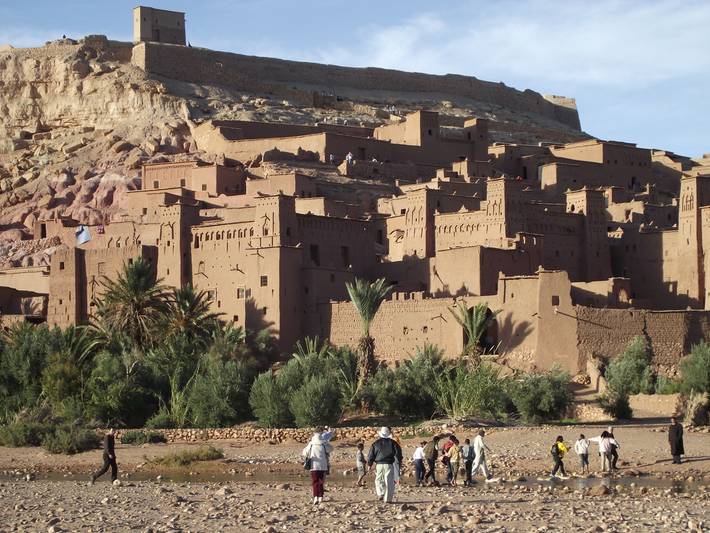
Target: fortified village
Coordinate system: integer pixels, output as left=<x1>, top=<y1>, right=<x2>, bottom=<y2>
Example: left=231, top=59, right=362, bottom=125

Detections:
left=1, top=6, right=710, bottom=379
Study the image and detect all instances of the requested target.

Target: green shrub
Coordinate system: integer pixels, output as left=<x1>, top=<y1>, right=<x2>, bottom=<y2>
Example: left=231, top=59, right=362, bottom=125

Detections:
left=364, top=345, right=443, bottom=419
left=655, top=376, right=682, bottom=395
left=605, top=336, right=655, bottom=396
left=510, top=368, right=572, bottom=423
left=248, top=372, right=293, bottom=427
left=434, top=362, right=513, bottom=420
left=680, top=341, right=710, bottom=394
left=599, top=390, right=633, bottom=419
left=145, top=409, right=176, bottom=429
left=151, top=445, right=224, bottom=467
left=189, top=357, right=255, bottom=428
left=0, top=420, right=51, bottom=447
left=41, top=425, right=101, bottom=454
left=289, top=376, right=342, bottom=427
left=120, top=430, right=167, bottom=445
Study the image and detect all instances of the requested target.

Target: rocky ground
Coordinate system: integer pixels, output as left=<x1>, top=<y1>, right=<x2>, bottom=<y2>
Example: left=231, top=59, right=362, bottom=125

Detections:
left=1, top=476, right=708, bottom=533
left=0, top=424, right=709, bottom=532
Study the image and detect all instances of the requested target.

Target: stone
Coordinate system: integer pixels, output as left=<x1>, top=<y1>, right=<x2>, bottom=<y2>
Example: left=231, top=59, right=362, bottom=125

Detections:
left=112, top=141, right=133, bottom=153
left=588, top=485, right=611, bottom=497
left=62, top=140, right=85, bottom=154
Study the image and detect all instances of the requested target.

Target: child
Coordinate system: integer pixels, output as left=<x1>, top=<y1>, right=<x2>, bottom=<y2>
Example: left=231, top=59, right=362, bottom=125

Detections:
left=550, top=435, right=570, bottom=479
left=574, top=434, right=590, bottom=475
left=412, top=441, right=426, bottom=487
left=355, top=442, right=366, bottom=487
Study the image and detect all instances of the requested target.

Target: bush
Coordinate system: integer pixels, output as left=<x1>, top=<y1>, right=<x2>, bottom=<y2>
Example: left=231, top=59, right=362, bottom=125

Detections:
left=605, top=336, right=655, bottom=396
left=433, top=362, right=513, bottom=420
left=680, top=341, right=710, bottom=394
left=364, top=346, right=443, bottom=419
left=0, top=420, right=51, bottom=447
left=599, top=390, right=633, bottom=419
left=655, top=376, right=682, bottom=395
left=151, top=445, right=224, bottom=467
left=145, top=409, right=176, bottom=429
left=41, top=425, right=101, bottom=454
left=289, top=376, right=342, bottom=427
left=189, top=357, right=255, bottom=428
left=120, top=430, right=167, bottom=445
left=510, top=368, right=572, bottom=423
left=248, top=372, right=293, bottom=428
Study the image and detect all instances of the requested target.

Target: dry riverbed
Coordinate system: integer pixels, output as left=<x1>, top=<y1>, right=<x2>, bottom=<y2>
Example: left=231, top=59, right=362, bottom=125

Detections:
left=0, top=424, right=709, bottom=532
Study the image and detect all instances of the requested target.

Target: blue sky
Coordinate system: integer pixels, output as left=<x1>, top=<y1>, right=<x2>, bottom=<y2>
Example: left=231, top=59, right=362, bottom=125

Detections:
left=1, top=0, right=708, bottom=157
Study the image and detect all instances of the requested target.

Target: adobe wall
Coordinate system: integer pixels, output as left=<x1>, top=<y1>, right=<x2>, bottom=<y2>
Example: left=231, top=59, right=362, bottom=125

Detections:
left=133, top=42, right=581, bottom=130
left=575, top=307, right=710, bottom=374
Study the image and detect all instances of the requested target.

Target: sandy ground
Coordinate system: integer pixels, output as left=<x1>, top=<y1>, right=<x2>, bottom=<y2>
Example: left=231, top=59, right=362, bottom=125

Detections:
left=1, top=424, right=709, bottom=532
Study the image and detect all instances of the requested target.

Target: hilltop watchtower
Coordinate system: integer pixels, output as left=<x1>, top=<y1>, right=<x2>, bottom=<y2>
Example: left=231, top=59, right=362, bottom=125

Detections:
left=133, top=6, right=186, bottom=45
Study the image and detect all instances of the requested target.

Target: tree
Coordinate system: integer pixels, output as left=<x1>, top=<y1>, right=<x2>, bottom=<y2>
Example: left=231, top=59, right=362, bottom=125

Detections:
left=449, top=301, right=501, bottom=360
left=680, top=341, right=710, bottom=394
left=91, top=258, right=169, bottom=351
left=345, top=277, right=392, bottom=390
left=163, top=284, right=222, bottom=344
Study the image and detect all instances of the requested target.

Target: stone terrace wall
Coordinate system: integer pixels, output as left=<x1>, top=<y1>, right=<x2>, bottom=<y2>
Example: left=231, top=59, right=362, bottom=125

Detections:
left=132, top=42, right=581, bottom=130
left=576, top=307, right=710, bottom=374
left=115, top=425, right=484, bottom=444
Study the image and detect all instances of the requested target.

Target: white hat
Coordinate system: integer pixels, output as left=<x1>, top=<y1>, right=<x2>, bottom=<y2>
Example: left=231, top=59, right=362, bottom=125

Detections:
left=379, top=426, right=392, bottom=439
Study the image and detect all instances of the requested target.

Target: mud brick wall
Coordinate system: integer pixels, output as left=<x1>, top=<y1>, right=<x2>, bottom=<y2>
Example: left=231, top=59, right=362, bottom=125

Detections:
left=132, top=42, right=581, bottom=129
left=576, top=307, right=710, bottom=373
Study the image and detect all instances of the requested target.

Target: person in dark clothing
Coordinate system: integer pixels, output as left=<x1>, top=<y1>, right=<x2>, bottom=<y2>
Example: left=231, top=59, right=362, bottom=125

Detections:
left=90, top=428, right=117, bottom=484
left=608, top=428, right=620, bottom=470
left=422, top=436, right=441, bottom=486
left=668, top=417, right=684, bottom=464
left=462, top=438, right=475, bottom=486
left=367, top=427, right=403, bottom=503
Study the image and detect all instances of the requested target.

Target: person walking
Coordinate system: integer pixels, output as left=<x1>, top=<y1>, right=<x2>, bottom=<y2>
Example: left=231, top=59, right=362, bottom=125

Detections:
left=668, top=416, right=684, bottom=464
left=366, top=427, right=403, bottom=503
left=550, top=435, right=570, bottom=479
left=447, top=436, right=462, bottom=486
left=574, top=434, right=590, bottom=475
left=355, top=442, right=367, bottom=487
left=471, top=430, right=497, bottom=482
left=412, top=441, right=426, bottom=487
left=589, top=431, right=618, bottom=473
left=607, top=427, right=620, bottom=470
left=462, top=438, right=475, bottom=486
left=423, top=436, right=440, bottom=486
left=442, top=435, right=455, bottom=484
left=90, top=428, right=118, bottom=484
left=302, top=428, right=333, bottom=505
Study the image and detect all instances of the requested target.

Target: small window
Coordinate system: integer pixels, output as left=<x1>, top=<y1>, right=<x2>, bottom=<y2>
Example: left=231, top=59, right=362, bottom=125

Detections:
left=142, top=208, right=148, bottom=215
left=262, top=307, right=267, bottom=315
left=98, top=262, right=106, bottom=275
left=153, top=180, right=159, bottom=188
left=233, top=315, right=238, bottom=322
left=207, top=290, right=216, bottom=301
left=551, top=295, right=560, bottom=306
left=201, top=184, right=207, bottom=191
left=180, top=179, right=186, bottom=187
left=59, top=261, right=65, bottom=270
left=377, top=230, right=383, bottom=244
left=400, top=209, right=406, bottom=215
left=310, top=244, right=320, bottom=266
left=59, top=299, right=63, bottom=305
left=428, top=129, right=433, bottom=136
left=341, top=246, right=350, bottom=267
left=260, top=276, right=268, bottom=287
left=237, top=287, right=245, bottom=298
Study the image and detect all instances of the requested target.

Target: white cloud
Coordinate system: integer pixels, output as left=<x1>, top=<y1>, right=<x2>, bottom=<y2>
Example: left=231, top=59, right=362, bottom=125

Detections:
left=304, top=0, right=710, bottom=91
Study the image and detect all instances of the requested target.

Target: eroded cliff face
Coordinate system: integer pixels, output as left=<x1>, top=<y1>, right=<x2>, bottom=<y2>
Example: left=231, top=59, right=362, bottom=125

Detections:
left=0, top=35, right=589, bottom=267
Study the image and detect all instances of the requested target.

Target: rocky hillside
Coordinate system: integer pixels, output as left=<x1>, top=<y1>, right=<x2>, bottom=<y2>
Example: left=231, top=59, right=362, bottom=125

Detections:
left=0, top=35, right=590, bottom=266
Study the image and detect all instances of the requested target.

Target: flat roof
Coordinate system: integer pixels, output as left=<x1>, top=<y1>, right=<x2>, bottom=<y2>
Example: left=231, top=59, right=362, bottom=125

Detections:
left=134, top=6, right=185, bottom=14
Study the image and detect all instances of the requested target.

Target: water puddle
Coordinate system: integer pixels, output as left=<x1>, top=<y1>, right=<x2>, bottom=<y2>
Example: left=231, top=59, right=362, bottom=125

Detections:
left=0, top=470, right=704, bottom=493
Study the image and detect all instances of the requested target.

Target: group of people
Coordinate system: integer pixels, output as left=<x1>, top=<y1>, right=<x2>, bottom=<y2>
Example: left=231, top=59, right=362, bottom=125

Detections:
left=301, top=418, right=687, bottom=505
left=302, top=426, right=499, bottom=504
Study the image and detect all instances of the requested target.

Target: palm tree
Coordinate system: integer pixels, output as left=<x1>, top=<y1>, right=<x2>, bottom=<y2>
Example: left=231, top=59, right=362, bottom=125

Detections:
left=91, top=257, right=169, bottom=350
left=449, top=301, right=501, bottom=361
left=345, top=277, right=393, bottom=390
left=163, top=284, right=222, bottom=343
